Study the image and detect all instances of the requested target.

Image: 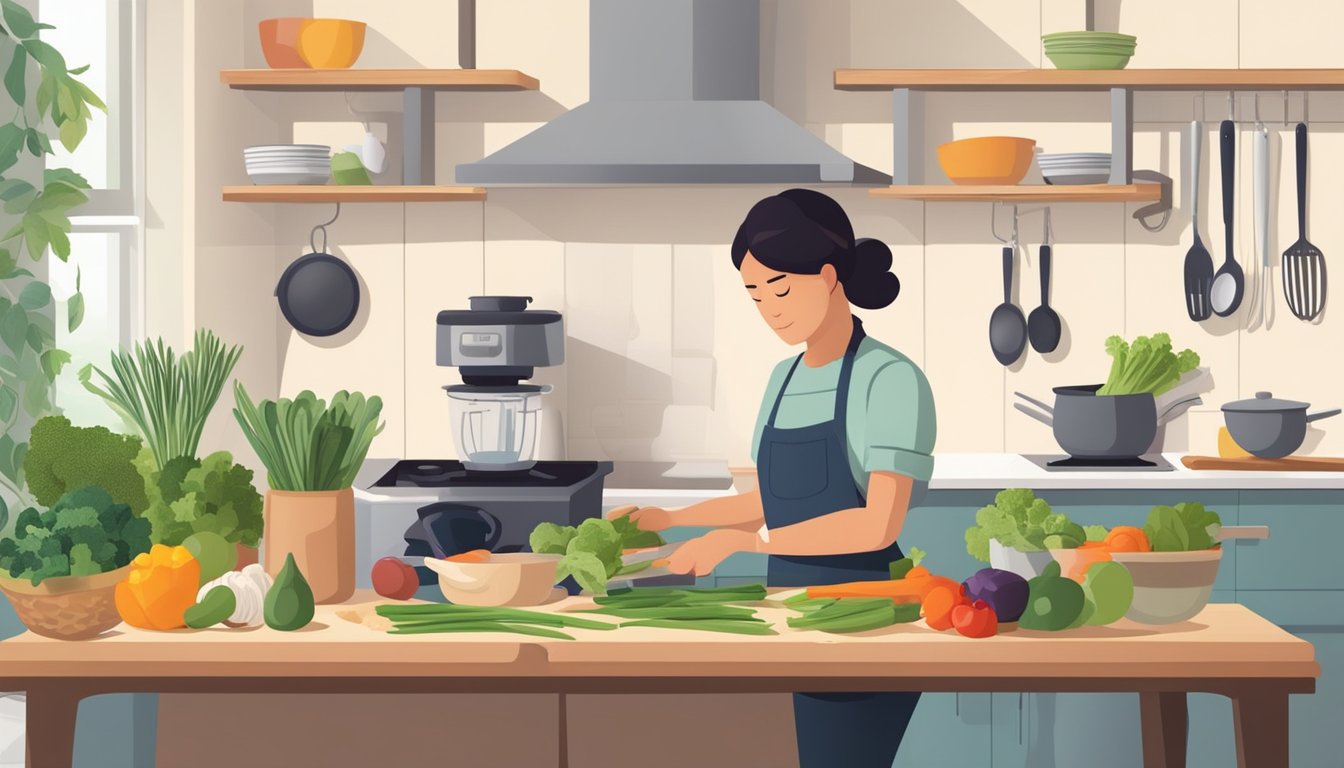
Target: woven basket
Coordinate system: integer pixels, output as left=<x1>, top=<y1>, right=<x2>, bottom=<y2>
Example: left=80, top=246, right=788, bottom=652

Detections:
left=0, top=564, right=130, bottom=640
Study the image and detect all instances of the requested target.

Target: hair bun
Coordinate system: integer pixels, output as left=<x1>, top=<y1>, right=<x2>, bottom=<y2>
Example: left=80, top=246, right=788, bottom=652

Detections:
left=846, top=238, right=901, bottom=309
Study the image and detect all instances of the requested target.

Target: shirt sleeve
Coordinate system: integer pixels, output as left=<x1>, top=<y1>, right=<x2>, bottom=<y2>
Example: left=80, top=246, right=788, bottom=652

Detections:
left=861, top=360, right=937, bottom=482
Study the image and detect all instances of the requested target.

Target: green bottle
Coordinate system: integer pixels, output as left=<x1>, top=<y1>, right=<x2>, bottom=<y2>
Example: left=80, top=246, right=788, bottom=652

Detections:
left=264, top=553, right=315, bottom=631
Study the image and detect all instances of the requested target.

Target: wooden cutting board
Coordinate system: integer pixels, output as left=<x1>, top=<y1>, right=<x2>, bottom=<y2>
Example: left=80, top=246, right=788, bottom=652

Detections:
left=1182, top=455, right=1344, bottom=471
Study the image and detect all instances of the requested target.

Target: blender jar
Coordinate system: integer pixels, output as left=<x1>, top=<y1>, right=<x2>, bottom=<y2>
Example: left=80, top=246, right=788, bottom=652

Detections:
left=444, top=385, right=550, bottom=470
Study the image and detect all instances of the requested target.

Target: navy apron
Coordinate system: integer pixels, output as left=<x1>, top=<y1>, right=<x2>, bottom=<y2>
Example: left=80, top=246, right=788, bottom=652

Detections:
left=757, top=317, right=920, bottom=768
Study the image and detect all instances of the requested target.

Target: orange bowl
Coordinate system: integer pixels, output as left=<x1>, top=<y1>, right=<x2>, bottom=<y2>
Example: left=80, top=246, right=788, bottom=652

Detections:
left=937, top=136, right=1036, bottom=185
left=298, top=19, right=367, bottom=69
left=259, top=18, right=311, bottom=69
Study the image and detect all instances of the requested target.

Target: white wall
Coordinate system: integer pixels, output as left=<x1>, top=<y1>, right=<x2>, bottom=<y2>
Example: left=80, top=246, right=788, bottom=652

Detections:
left=173, top=0, right=1344, bottom=470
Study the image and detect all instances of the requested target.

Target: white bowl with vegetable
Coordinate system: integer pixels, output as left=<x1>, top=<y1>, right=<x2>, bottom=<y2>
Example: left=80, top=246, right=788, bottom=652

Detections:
left=422, top=553, right=562, bottom=607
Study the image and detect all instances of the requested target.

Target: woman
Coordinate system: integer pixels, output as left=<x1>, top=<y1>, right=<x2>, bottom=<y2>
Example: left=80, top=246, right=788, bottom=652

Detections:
left=613, top=188, right=936, bottom=767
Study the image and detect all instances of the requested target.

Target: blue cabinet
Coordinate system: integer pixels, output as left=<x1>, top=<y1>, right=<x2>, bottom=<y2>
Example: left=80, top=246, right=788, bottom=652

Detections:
left=1235, top=493, right=1344, bottom=590
left=893, top=693, right=991, bottom=767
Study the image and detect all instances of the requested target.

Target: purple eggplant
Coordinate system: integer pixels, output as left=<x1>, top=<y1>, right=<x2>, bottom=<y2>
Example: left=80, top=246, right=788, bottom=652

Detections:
left=963, top=567, right=1030, bottom=623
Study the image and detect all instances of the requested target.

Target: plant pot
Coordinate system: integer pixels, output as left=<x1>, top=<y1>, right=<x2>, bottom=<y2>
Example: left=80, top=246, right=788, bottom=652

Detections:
left=988, top=540, right=1054, bottom=580
left=0, top=565, right=131, bottom=640
left=263, top=488, right=354, bottom=604
left=235, top=543, right=259, bottom=569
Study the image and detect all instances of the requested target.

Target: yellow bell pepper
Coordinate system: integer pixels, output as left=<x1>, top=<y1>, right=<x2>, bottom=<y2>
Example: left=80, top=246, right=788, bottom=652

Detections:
left=115, top=544, right=202, bottom=630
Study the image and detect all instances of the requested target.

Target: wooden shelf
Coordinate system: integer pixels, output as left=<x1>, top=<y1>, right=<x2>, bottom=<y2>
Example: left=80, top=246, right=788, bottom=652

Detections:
left=835, top=68, right=1344, bottom=92
left=220, top=68, right=539, bottom=92
left=221, top=185, right=487, bottom=203
left=869, top=184, right=1161, bottom=203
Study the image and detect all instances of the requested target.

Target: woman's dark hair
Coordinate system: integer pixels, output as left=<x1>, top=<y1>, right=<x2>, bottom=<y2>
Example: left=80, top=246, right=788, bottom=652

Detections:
left=730, top=188, right=900, bottom=310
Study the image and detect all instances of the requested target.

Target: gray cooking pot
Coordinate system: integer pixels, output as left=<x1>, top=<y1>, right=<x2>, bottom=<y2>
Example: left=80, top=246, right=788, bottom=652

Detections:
left=1052, top=384, right=1157, bottom=459
left=1222, top=392, right=1341, bottom=459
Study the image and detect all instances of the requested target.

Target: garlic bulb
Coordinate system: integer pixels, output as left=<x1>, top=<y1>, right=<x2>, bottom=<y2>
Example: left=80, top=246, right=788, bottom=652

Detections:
left=197, top=563, right=273, bottom=627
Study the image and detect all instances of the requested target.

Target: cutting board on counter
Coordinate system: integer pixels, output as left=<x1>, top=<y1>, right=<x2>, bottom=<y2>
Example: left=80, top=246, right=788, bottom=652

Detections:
left=1182, top=455, right=1344, bottom=471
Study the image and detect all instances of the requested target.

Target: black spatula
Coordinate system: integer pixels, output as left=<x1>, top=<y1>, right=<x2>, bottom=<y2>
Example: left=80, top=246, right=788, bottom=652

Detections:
left=1184, top=119, right=1214, bottom=321
left=1283, top=122, right=1327, bottom=321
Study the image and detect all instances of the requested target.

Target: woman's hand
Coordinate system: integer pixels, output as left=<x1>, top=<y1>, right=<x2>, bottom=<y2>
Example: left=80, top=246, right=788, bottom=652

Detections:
left=607, top=505, right=676, bottom=532
left=667, top=529, right=759, bottom=577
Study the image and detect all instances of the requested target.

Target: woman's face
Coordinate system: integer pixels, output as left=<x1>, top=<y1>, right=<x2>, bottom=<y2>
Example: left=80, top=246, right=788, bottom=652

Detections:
left=740, top=252, right=836, bottom=345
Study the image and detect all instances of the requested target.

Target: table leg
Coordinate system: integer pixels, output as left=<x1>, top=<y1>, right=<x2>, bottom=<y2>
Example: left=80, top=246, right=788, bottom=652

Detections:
left=25, top=683, right=82, bottom=768
left=558, top=692, right=568, bottom=768
left=1139, top=691, right=1188, bottom=768
left=1233, top=691, right=1289, bottom=768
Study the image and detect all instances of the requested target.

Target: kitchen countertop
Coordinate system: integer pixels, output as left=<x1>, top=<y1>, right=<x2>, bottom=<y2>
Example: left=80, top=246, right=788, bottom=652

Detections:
left=356, top=453, right=1344, bottom=511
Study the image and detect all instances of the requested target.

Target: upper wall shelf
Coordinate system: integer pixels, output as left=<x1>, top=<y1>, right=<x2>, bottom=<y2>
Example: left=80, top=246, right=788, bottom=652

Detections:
left=222, top=185, right=487, bottom=203
left=220, top=68, right=540, bottom=92
left=870, top=184, right=1160, bottom=203
left=834, top=68, right=1344, bottom=92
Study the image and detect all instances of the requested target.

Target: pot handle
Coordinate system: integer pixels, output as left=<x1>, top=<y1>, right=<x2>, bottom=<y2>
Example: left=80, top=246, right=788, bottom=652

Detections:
left=1217, top=525, right=1270, bottom=541
left=1013, top=402, right=1054, bottom=428
left=1306, top=408, right=1342, bottom=423
left=1013, top=391, right=1055, bottom=415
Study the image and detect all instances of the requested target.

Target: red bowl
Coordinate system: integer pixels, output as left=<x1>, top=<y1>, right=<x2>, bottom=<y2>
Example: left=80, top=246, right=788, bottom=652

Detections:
left=259, top=18, right=310, bottom=69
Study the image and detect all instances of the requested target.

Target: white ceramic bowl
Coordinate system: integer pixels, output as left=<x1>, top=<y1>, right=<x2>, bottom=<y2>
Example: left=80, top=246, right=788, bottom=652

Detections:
left=988, top=539, right=1055, bottom=580
left=421, top=553, right=562, bottom=607
left=1108, top=549, right=1221, bottom=624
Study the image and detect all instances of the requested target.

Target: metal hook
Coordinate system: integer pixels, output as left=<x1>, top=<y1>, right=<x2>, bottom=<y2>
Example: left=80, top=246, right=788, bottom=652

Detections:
left=1043, top=207, right=1053, bottom=247
left=1194, top=92, right=1205, bottom=121
left=1283, top=90, right=1289, bottom=126
left=1253, top=92, right=1262, bottom=126
left=1303, top=91, right=1310, bottom=125
left=990, top=203, right=1009, bottom=245
left=310, top=203, right=341, bottom=254
left=1228, top=91, right=1235, bottom=122
left=1010, top=205, right=1019, bottom=249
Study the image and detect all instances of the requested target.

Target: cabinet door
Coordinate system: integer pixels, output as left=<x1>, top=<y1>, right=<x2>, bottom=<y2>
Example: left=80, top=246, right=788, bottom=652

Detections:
left=894, top=693, right=991, bottom=768
left=1236, top=591, right=1344, bottom=768
left=992, top=692, right=1142, bottom=768
left=1235, top=492, right=1343, bottom=590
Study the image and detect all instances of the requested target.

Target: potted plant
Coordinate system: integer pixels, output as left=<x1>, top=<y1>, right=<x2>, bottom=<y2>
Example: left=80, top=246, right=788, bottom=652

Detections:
left=233, top=384, right=383, bottom=604
left=79, top=329, right=263, bottom=564
left=0, top=486, right=152, bottom=639
left=965, top=488, right=1095, bottom=580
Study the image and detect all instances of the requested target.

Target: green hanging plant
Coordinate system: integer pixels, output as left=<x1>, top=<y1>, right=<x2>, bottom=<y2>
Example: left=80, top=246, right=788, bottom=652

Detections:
left=0, top=0, right=108, bottom=529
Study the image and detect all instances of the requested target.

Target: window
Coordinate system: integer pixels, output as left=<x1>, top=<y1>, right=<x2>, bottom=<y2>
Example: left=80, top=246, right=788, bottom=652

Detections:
left=42, top=0, right=142, bottom=426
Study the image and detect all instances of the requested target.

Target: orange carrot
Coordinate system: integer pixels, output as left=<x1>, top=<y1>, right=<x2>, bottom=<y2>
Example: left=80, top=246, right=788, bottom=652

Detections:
left=922, top=582, right=969, bottom=631
left=1104, top=526, right=1151, bottom=553
left=905, top=565, right=932, bottom=581
left=444, top=549, right=492, bottom=563
left=807, top=575, right=958, bottom=604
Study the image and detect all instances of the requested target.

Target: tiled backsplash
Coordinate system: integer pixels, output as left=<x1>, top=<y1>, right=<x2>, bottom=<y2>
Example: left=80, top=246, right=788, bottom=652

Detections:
left=204, top=0, right=1344, bottom=469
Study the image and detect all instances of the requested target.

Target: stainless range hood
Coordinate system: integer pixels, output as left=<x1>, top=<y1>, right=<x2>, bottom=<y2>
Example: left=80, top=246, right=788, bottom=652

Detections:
left=455, top=0, right=886, bottom=185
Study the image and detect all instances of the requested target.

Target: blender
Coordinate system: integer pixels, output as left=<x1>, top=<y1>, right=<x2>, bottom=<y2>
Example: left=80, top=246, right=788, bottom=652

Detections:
left=436, top=295, right=564, bottom=472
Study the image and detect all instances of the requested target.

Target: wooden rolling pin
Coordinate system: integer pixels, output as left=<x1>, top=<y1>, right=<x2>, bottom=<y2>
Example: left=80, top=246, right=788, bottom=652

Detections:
left=1182, top=455, right=1344, bottom=471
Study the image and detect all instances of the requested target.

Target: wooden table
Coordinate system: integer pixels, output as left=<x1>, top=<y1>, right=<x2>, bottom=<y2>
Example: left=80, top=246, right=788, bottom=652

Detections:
left=0, top=595, right=1317, bottom=768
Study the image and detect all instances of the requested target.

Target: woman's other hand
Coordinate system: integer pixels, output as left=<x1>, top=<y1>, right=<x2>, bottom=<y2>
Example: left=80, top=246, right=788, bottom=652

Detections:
left=666, top=529, right=758, bottom=577
left=608, top=505, right=676, bottom=532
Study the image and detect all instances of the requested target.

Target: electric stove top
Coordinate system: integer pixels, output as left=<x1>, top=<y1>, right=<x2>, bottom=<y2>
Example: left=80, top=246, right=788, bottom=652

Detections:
left=372, top=459, right=606, bottom=488
left=1023, top=454, right=1176, bottom=472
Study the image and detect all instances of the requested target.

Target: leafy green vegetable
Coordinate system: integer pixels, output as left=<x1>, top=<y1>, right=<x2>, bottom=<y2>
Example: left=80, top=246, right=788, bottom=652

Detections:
left=0, top=485, right=150, bottom=585
left=233, top=384, right=384, bottom=491
left=1143, top=502, right=1221, bottom=552
left=530, top=516, right=666, bottom=595
left=529, top=522, right=576, bottom=555
left=1019, top=561, right=1086, bottom=631
left=23, top=415, right=147, bottom=513
left=1084, top=525, right=1108, bottom=542
left=1096, top=333, right=1200, bottom=396
left=134, top=448, right=263, bottom=547
left=610, top=514, right=664, bottom=550
left=965, top=488, right=1087, bottom=561
left=79, top=329, right=242, bottom=473
left=556, top=550, right=609, bottom=595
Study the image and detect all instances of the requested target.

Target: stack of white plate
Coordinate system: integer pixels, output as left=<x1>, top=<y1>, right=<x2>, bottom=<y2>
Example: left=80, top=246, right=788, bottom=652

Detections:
left=244, top=145, right=332, bottom=185
left=1038, top=152, right=1111, bottom=185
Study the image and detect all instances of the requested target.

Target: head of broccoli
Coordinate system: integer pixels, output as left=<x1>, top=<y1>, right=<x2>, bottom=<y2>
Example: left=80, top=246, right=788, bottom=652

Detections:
left=23, top=416, right=148, bottom=514
left=0, top=485, right=151, bottom=585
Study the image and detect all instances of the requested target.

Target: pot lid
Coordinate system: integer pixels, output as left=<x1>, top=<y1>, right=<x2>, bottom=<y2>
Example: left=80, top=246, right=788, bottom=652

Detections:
left=1221, top=391, right=1310, bottom=413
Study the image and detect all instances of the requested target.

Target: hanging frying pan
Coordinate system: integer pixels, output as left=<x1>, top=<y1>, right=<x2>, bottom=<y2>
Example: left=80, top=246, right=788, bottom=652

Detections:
left=277, top=205, right=360, bottom=337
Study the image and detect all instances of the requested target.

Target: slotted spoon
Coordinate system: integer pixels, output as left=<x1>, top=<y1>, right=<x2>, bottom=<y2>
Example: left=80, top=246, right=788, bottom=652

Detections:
left=1184, top=120, right=1214, bottom=321
left=1283, top=122, right=1327, bottom=321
